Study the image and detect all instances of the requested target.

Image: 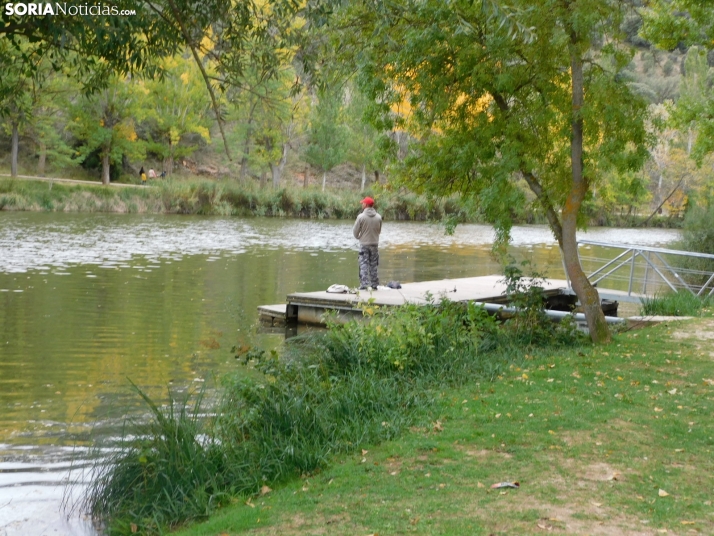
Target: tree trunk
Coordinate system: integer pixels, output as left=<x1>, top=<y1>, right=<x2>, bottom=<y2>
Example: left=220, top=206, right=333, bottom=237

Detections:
left=239, top=157, right=249, bottom=184
left=38, top=141, right=47, bottom=177
left=271, top=142, right=288, bottom=189
left=270, top=163, right=280, bottom=189
left=167, top=139, right=174, bottom=175
left=374, top=170, right=380, bottom=183
left=303, top=166, right=309, bottom=188
left=567, top=42, right=610, bottom=344
left=361, top=164, right=367, bottom=191
left=101, top=151, right=111, bottom=185
left=11, top=122, right=19, bottom=178
left=239, top=107, right=256, bottom=184
left=260, top=170, right=267, bottom=189
left=321, top=171, right=326, bottom=192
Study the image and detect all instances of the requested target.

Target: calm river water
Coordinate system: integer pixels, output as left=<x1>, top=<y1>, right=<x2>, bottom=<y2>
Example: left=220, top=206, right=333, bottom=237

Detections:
left=0, top=212, right=680, bottom=535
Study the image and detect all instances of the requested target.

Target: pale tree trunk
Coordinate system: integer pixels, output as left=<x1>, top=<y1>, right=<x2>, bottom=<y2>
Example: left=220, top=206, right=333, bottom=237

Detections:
left=167, top=140, right=174, bottom=176
left=321, top=171, right=326, bottom=192
left=271, top=143, right=288, bottom=189
left=270, top=163, right=280, bottom=189
left=303, top=166, right=309, bottom=188
left=239, top=157, right=249, bottom=184
left=11, top=122, right=19, bottom=178
left=101, top=151, right=111, bottom=185
left=239, top=104, right=257, bottom=184
left=567, top=42, right=609, bottom=344
left=38, top=141, right=47, bottom=177
left=361, top=164, right=367, bottom=190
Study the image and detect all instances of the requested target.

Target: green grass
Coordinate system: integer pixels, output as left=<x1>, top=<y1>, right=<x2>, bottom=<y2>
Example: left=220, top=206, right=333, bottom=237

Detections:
left=0, top=176, right=473, bottom=221
left=640, top=291, right=713, bottom=317
left=80, top=300, right=586, bottom=535
left=173, top=315, right=714, bottom=535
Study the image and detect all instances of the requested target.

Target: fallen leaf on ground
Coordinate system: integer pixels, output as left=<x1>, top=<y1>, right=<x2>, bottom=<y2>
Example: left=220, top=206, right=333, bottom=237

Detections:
left=260, top=485, right=272, bottom=495
left=703, top=379, right=714, bottom=386
left=433, top=421, right=444, bottom=432
left=658, top=489, right=670, bottom=497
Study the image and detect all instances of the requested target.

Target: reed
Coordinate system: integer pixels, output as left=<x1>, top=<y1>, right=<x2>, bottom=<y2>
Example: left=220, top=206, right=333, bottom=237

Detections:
left=81, top=295, right=585, bottom=535
left=639, top=290, right=712, bottom=317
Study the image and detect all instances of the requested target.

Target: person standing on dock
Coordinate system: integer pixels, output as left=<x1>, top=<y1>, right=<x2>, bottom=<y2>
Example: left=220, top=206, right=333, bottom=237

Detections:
left=353, top=196, right=382, bottom=290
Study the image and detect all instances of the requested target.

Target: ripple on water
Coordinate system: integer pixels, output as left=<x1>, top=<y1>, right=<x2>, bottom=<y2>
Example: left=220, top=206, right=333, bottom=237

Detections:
left=0, top=213, right=680, bottom=274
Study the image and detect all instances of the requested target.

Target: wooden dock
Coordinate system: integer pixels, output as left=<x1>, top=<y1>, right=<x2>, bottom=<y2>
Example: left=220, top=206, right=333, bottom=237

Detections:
left=259, top=275, right=572, bottom=326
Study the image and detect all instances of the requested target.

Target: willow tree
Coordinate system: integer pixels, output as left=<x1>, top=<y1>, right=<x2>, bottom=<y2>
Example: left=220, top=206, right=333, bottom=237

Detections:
left=323, top=0, right=650, bottom=343
left=642, top=2, right=714, bottom=164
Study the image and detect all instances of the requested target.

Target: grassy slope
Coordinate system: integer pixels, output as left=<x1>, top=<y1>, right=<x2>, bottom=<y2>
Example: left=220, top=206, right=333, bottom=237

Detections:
left=176, top=316, right=714, bottom=535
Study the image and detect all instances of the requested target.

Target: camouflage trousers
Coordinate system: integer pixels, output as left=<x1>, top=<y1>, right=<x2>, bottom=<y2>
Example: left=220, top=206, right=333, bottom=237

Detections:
left=358, top=244, right=379, bottom=289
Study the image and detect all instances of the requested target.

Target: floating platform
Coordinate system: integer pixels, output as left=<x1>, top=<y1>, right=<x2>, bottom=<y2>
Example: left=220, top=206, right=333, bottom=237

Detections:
left=260, top=275, right=572, bottom=326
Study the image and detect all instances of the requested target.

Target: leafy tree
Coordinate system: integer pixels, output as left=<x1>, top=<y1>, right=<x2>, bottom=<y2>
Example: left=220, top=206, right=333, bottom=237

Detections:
left=140, top=54, right=212, bottom=175
left=671, top=46, right=714, bottom=162
left=0, top=40, right=35, bottom=176
left=304, top=87, right=348, bottom=191
left=344, top=86, right=382, bottom=191
left=68, top=77, right=143, bottom=184
left=227, top=63, right=304, bottom=188
left=0, top=0, right=178, bottom=92
left=642, top=2, right=714, bottom=163
left=322, top=0, right=651, bottom=342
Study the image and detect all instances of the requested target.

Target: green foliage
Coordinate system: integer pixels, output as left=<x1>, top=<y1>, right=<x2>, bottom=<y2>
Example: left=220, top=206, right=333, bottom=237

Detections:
left=140, top=55, right=212, bottom=174
left=499, top=261, right=581, bottom=346
left=640, top=291, right=712, bottom=316
left=304, top=87, right=349, bottom=178
left=672, top=46, right=714, bottom=163
left=671, top=201, right=714, bottom=286
left=67, top=77, right=144, bottom=182
left=82, top=288, right=584, bottom=534
left=321, top=300, right=497, bottom=376
left=83, top=385, right=229, bottom=535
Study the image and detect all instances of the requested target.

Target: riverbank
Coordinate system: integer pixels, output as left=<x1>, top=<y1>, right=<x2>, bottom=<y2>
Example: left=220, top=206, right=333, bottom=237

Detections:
left=0, top=176, right=473, bottom=221
left=172, top=314, right=714, bottom=536
left=0, top=176, right=683, bottom=228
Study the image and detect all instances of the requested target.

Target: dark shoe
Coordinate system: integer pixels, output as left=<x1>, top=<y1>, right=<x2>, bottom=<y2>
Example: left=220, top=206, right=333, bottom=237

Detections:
left=358, top=286, right=368, bottom=290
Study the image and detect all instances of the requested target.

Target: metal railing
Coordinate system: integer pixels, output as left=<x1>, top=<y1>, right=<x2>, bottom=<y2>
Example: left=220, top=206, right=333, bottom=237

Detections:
left=568, top=240, right=714, bottom=301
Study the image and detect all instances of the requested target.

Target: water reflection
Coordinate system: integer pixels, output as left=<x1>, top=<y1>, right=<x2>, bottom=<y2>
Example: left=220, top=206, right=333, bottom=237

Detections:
left=0, top=212, right=681, bottom=534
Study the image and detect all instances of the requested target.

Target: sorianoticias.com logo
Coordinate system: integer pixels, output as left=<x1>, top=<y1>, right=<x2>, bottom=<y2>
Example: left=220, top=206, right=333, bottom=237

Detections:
left=4, top=3, right=136, bottom=15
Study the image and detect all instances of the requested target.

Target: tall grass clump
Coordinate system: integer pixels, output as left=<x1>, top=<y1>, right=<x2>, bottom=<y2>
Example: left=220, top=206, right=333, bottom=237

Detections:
left=82, top=386, right=229, bottom=535
left=640, top=291, right=713, bottom=317
left=82, top=279, right=586, bottom=534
